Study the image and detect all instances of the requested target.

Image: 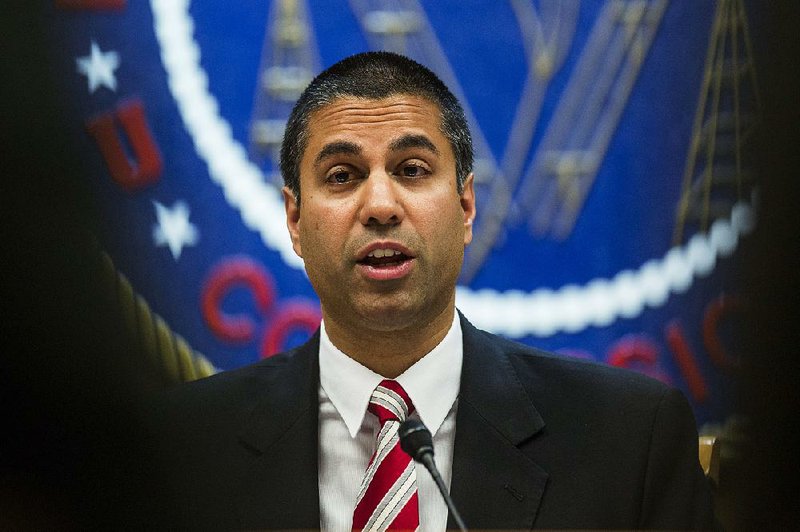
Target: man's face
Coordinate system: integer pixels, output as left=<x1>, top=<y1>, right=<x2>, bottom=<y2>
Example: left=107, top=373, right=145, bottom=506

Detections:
left=283, top=95, right=475, bottom=333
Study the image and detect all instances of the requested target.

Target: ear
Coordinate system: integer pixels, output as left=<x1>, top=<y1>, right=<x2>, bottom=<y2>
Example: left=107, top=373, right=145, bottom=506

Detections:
left=282, top=186, right=303, bottom=258
left=460, top=173, right=476, bottom=246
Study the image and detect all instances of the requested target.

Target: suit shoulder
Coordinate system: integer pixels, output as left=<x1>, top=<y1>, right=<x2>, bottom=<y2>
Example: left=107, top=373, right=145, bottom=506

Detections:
left=147, top=341, right=316, bottom=429
left=162, top=348, right=297, bottom=399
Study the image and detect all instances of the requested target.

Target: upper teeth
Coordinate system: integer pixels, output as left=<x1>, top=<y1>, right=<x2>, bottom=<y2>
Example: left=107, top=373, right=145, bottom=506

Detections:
left=368, top=249, right=401, bottom=258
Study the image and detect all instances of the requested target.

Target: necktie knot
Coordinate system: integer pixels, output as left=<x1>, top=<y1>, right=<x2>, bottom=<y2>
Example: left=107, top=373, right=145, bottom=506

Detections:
left=368, top=379, right=415, bottom=427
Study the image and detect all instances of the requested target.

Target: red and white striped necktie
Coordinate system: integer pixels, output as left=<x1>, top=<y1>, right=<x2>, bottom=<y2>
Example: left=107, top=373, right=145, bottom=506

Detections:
left=352, top=380, right=419, bottom=532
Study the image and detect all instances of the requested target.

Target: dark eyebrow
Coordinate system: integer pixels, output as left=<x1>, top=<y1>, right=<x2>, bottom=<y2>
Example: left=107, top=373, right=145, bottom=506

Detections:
left=388, top=134, right=439, bottom=155
left=313, top=141, right=361, bottom=167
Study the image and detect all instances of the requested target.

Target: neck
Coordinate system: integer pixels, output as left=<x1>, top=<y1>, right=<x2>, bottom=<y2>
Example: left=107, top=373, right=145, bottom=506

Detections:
left=322, top=304, right=456, bottom=378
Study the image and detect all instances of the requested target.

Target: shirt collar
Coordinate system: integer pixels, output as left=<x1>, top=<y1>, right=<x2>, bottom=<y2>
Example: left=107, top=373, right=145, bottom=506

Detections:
left=319, top=312, right=462, bottom=438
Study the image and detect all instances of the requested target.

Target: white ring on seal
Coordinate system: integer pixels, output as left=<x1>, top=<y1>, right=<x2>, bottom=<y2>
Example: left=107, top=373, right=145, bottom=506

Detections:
left=150, top=0, right=756, bottom=337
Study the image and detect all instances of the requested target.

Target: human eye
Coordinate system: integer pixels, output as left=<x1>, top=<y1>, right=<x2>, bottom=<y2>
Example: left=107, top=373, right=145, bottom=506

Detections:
left=398, top=161, right=431, bottom=178
left=325, top=166, right=356, bottom=185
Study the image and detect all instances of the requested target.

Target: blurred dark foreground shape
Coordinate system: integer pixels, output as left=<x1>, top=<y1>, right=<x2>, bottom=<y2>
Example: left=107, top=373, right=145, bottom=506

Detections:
left=0, top=1, right=176, bottom=527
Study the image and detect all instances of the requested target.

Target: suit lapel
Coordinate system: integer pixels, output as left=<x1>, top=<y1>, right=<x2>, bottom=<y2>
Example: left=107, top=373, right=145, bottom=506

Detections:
left=217, top=317, right=549, bottom=529
left=448, top=315, right=549, bottom=530
left=235, top=333, right=321, bottom=529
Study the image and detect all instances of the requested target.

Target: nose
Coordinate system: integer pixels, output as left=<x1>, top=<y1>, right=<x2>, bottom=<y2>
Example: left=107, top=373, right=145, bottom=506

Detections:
left=358, top=172, right=405, bottom=227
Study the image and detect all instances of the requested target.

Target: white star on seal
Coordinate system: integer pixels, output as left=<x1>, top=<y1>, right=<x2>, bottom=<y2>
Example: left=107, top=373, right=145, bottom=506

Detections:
left=152, top=200, right=199, bottom=260
left=76, top=41, right=120, bottom=93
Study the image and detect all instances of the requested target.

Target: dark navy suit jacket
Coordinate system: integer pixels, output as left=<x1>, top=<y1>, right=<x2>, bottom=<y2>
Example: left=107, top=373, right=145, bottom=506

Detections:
left=150, top=314, right=713, bottom=529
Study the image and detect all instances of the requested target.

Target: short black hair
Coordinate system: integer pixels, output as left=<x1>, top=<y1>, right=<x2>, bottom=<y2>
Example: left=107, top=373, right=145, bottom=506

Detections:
left=280, top=51, right=473, bottom=201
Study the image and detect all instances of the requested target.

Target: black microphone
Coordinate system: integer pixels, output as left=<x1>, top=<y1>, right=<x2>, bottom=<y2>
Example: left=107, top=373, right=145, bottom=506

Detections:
left=399, top=419, right=467, bottom=532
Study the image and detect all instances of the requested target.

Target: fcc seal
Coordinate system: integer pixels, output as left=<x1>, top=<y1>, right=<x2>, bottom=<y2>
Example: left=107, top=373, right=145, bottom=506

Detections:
left=48, top=0, right=759, bottom=424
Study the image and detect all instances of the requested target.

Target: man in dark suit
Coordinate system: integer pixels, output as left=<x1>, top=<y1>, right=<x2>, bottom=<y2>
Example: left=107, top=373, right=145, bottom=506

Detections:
left=152, top=51, right=712, bottom=530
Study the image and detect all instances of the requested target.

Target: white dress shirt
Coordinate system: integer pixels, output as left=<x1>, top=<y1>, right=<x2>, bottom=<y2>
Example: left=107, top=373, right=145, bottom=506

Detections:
left=318, top=313, right=463, bottom=532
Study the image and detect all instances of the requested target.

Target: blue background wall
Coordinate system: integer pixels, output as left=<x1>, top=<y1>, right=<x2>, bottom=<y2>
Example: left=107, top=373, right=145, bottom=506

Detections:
left=46, top=0, right=761, bottom=426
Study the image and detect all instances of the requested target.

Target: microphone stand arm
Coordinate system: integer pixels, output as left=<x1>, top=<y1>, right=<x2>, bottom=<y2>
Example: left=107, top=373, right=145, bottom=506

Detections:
left=419, top=453, right=467, bottom=532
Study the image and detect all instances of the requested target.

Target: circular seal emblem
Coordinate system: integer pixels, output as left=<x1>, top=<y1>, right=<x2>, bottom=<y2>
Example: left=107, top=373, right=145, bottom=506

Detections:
left=49, top=0, right=759, bottom=424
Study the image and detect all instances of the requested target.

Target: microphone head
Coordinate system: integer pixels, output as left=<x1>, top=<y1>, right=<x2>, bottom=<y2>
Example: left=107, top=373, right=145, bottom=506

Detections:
left=398, top=419, right=434, bottom=462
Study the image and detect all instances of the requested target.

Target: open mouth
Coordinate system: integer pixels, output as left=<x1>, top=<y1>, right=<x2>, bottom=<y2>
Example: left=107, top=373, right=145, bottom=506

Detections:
left=358, top=248, right=412, bottom=268
left=355, top=244, right=416, bottom=281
